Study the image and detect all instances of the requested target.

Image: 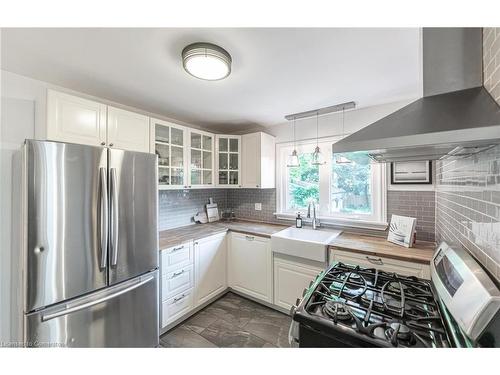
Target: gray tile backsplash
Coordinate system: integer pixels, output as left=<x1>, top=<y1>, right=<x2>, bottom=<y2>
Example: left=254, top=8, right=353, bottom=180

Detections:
left=435, top=145, right=500, bottom=282
left=387, top=191, right=436, bottom=242
left=159, top=188, right=437, bottom=243
left=158, top=189, right=227, bottom=230
left=226, top=189, right=278, bottom=223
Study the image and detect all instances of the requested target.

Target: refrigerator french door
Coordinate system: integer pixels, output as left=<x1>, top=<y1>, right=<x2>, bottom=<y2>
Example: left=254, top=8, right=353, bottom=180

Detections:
left=23, top=140, right=158, bottom=347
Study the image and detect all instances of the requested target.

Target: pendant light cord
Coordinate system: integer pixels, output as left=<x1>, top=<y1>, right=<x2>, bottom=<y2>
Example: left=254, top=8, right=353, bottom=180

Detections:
left=293, top=116, right=296, bottom=149
left=316, top=111, right=319, bottom=147
left=342, top=107, right=345, bottom=138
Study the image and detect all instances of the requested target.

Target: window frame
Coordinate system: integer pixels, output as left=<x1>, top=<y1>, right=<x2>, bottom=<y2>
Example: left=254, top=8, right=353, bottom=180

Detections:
left=275, top=137, right=387, bottom=231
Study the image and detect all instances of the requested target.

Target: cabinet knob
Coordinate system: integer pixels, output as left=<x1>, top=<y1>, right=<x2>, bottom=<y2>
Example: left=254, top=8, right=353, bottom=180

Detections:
left=256, top=185, right=259, bottom=188
left=109, top=143, right=114, bottom=147
left=100, top=142, right=106, bottom=146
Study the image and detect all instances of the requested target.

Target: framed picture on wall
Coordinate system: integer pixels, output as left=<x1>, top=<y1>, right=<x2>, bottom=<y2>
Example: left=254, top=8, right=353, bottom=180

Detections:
left=390, top=161, right=432, bottom=184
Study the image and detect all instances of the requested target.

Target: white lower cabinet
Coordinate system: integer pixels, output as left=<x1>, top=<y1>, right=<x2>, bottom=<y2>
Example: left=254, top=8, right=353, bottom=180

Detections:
left=329, top=248, right=431, bottom=279
left=161, top=264, right=194, bottom=300
left=228, top=233, right=272, bottom=303
left=194, top=233, right=227, bottom=307
left=273, top=257, right=323, bottom=311
left=161, top=288, right=195, bottom=328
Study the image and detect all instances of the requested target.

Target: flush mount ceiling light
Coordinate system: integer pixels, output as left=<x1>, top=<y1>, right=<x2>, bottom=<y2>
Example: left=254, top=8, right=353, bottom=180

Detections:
left=182, top=42, right=232, bottom=81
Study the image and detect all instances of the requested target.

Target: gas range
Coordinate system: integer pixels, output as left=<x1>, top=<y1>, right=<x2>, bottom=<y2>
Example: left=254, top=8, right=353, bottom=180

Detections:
left=290, top=242, right=500, bottom=348
left=292, top=263, right=449, bottom=347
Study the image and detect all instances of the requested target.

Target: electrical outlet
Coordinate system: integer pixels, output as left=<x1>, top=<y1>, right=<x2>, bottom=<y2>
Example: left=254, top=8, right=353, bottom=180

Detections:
left=254, top=203, right=262, bottom=211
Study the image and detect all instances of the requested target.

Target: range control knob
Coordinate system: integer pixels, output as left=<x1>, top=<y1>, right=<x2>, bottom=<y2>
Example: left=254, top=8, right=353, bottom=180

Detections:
left=309, top=281, right=314, bottom=288
left=289, top=305, right=297, bottom=316
left=296, top=298, right=301, bottom=307
left=302, top=288, right=308, bottom=297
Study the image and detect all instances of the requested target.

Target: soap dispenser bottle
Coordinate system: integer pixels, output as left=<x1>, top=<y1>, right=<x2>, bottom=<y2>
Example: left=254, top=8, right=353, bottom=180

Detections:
left=295, top=213, right=303, bottom=228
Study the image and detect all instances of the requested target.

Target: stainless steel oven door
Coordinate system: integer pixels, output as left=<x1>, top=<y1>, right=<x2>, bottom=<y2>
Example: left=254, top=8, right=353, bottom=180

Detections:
left=25, top=271, right=159, bottom=348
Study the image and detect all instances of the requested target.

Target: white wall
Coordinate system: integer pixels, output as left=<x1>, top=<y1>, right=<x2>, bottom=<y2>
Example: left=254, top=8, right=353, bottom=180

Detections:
left=266, top=99, right=414, bottom=144
left=0, top=96, right=35, bottom=343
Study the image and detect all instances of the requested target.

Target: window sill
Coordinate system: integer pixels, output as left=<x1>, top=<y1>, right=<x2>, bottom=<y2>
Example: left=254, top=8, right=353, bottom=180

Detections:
left=274, top=213, right=388, bottom=231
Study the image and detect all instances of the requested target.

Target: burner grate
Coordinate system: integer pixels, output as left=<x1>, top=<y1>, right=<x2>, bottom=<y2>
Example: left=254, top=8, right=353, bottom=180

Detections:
left=301, top=262, right=450, bottom=347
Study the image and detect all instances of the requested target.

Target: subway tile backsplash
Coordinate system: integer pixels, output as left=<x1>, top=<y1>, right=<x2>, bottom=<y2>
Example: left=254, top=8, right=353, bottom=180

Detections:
left=158, top=189, right=227, bottom=230
left=387, top=191, right=436, bottom=242
left=435, top=145, right=500, bottom=283
left=159, top=187, right=437, bottom=242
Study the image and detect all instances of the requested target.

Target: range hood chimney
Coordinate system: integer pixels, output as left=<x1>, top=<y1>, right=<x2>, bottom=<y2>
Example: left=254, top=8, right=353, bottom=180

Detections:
left=333, top=28, right=500, bottom=162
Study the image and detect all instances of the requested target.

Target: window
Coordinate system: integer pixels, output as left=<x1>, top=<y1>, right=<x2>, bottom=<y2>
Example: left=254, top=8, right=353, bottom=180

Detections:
left=277, top=138, right=386, bottom=228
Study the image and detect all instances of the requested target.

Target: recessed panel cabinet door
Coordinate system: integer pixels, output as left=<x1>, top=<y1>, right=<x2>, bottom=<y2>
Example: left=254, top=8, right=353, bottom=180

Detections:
left=46, top=89, right=107, bottom=146
left=228, top=233, right=272, bottom=303
left=194, top=233, right=227, bottom=307
left=273, top=258, right=322, bottom=311
left=107, top=106, right=150, bottom=153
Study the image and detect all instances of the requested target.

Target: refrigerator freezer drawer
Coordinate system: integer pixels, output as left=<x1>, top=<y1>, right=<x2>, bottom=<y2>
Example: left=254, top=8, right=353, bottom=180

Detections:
left=25, top=271, right=159, bottom=348
left=161, top=288, right=194, bottom=328
left=161, top=264, right=194, bottom=301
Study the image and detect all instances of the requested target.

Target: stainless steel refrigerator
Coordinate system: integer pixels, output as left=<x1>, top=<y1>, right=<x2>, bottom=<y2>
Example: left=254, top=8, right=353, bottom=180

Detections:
left=22, top=140, right=159, bottom=347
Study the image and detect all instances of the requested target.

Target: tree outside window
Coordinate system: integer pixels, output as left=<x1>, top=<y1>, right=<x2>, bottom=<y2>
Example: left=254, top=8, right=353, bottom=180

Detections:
left=287, top=153, right=319, bottom=210
left=331, top=152, right=372, bottom=214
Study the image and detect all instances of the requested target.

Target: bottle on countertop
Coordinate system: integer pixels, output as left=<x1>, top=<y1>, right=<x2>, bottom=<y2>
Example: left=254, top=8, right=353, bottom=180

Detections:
left=296, top=212, right=303, bottom=228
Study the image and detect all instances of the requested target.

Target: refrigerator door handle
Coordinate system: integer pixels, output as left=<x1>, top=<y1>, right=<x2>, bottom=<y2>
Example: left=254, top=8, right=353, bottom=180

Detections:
left=41, top=274, right=155, bottom=322
left=99, top=167, right=108, bottom=270
left=110, top=167, right=119, bottom=267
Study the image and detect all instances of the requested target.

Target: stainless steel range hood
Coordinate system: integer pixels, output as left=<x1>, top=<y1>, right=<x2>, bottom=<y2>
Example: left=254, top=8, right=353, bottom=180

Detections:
left=333, top=28, right=500, bottom=162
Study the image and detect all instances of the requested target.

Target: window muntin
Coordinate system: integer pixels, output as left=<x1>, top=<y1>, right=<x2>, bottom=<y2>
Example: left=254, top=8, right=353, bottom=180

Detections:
left=277, top=139, right=385, bottom=226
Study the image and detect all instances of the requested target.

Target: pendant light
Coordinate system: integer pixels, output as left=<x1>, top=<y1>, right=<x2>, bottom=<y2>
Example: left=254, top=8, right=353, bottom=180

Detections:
left=287, top=116, right=300, bottom=168
left=334, top=107, right=352, bottom=164
left=311, top=111, right=325, bottom=165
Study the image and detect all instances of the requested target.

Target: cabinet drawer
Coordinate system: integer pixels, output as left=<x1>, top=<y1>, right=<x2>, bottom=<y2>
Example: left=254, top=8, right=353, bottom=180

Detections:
left=161, top=264, right=194, bottom=301
left=330, top=249, right=430, bottom=279
left=161, top=241, right=193, bottom=272
left=161, top=288, right=194, bottom=328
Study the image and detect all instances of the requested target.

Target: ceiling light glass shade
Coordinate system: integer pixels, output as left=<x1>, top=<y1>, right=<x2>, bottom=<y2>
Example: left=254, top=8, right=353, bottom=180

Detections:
left=335, top=155, right=352, bottom=164
left=287, top=149, right=300, bottom=168
left=182, top=42, right=232, bottom=80
left=311, top=146, right=326, bottom=165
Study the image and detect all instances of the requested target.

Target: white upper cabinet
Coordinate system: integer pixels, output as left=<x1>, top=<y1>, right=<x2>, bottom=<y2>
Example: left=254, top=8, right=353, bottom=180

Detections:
left=47, top=89, right=107, bottom=147
left=151, top=118, right=188, bottom=189
left=107, top=106, right=150, bottom=152
left=216, top=135, right=241, bottom=188
left=242, top=132, right=276, bottom=188
left=46, top=90, right=151, bottom=153
left=188, top=129, right=215, bottom=188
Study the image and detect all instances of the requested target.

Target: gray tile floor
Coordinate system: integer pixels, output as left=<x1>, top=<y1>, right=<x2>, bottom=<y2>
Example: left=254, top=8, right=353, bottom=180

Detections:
left=159, top=292, right=292, bottom=348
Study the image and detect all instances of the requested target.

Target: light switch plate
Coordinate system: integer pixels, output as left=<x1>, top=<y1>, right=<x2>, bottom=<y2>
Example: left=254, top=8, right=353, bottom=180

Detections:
left=254, top=203, right=262, bottom=211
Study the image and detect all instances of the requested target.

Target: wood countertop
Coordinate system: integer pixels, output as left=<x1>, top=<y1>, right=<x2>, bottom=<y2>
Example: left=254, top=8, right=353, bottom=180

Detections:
left=329, top=232, right=436, bottom=264
left=159, top=221, right=436, bottom=265
left=158, top=220, right=289, bottom=250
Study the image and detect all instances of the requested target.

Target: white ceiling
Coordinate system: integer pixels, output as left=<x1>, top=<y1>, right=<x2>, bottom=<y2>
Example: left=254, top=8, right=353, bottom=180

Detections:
left=1, top=28, right=421, bottom=133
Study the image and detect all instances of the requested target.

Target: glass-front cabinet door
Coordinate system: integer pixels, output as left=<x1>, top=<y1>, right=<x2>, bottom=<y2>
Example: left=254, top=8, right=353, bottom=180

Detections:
left=151, top=118, right=187, bottom=189
left=216, top=135, right=241, bottom=187
left=188, top=129, right=214, bottom=188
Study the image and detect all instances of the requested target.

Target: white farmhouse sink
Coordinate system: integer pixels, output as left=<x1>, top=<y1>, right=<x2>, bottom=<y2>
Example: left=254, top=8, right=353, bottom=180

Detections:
left=271, top=227, right=342, bottom=262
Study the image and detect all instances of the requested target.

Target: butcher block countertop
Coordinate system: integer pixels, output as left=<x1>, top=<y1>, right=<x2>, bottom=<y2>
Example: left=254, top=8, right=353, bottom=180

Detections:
left=158, top=220, right=289, bottom=250
left=159, top=221, right=436, bottom=265
left=329, top=232, right=436, bottom=264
